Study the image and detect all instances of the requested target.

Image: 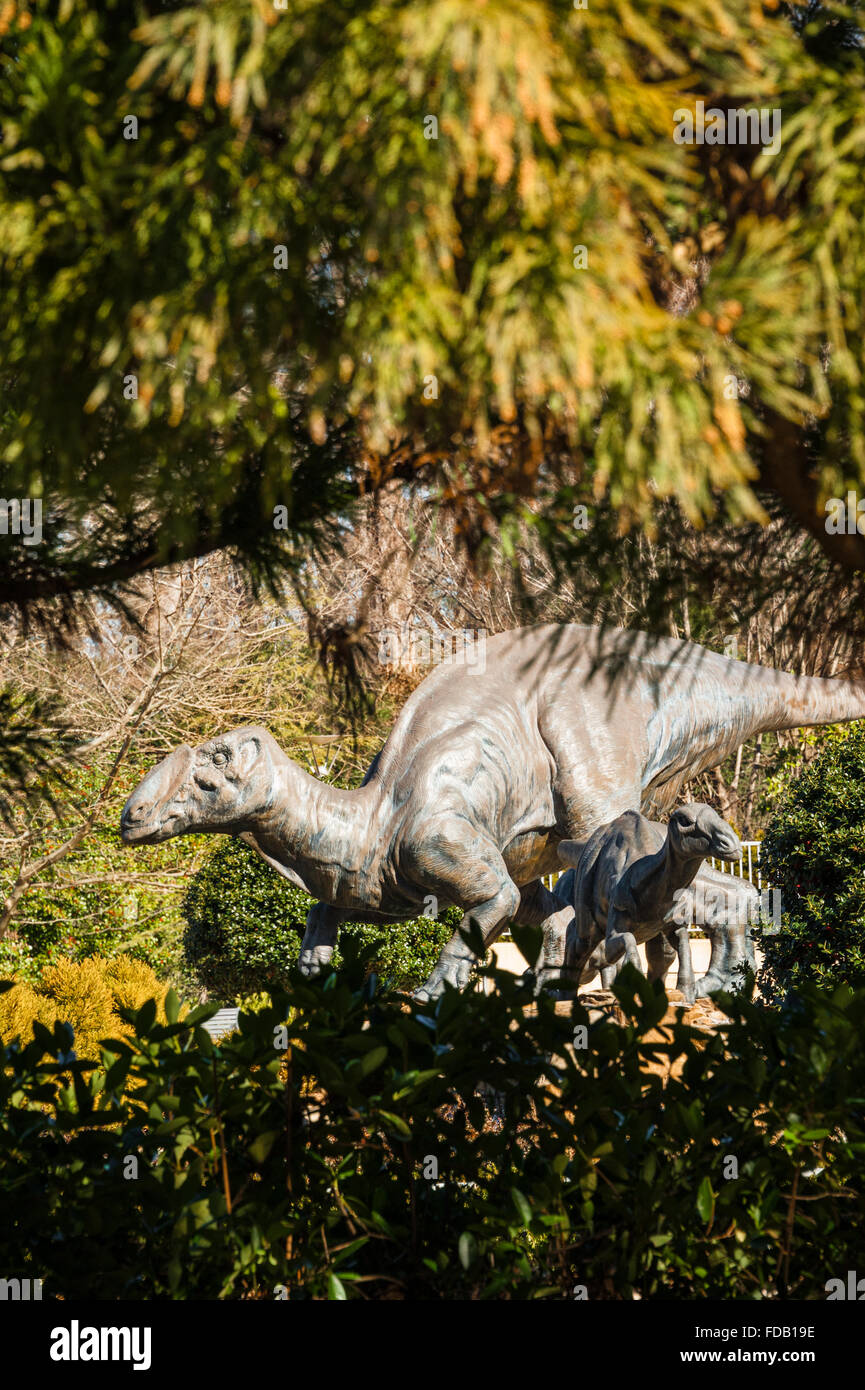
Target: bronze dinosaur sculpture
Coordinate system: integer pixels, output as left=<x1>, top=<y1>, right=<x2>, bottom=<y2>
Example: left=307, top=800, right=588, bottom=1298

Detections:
left=552, top=805, right=753, bottom=1003
left=676, top=867, right=760, bottom=997
left=553, top=862, right=760, bottom=1000
left=120, top=623, right=865, bottom=1001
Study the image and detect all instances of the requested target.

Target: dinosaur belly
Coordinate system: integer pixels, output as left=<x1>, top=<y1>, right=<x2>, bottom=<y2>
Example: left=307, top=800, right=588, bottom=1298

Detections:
left=502, top=829, right=561, bottom=885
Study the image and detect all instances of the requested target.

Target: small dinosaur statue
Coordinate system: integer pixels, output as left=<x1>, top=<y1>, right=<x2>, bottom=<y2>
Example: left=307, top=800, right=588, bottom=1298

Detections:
left=554, top=805, right=743, bottom=1002
left=120, top=623, right=865, bottom=1001
left=554, top=861, right=760, bottom=1002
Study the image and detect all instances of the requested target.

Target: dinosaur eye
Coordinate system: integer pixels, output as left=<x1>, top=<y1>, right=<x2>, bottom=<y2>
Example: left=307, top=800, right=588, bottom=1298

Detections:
left=211, top=751, right=228, bottom=768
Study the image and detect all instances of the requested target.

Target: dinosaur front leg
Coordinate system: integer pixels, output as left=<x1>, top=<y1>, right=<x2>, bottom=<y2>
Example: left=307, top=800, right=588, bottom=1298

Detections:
left=599, top=959, right=623, bottom=988
left=299, top=902, right=342, bottom=978
left=669, top=924, right=696, bottom=1005
left=604, top=908, right=641, bottom=971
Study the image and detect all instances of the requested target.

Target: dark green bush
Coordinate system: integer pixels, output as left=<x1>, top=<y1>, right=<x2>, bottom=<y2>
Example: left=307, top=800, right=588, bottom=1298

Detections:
left=757, top=725, right=865, bottom=1004
left=2, top=942, right=865, bottom=1301
left=182, top=837, right=459, bottom=999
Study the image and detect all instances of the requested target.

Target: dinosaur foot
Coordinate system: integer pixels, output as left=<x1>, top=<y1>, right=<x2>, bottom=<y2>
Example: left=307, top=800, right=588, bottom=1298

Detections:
left=298, top=945, right=334, bottom=978
left=666, top=992, right=694, bottom=1011
left=414, top=956, right=472, bottom=1003
left=696, top=968, right=747, bottom=999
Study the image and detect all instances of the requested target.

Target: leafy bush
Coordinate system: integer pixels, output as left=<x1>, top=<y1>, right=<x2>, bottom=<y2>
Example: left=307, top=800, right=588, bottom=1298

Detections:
left=0, top=762, right=199, bottom=985
left=2, top=939, right=865, bottom=1301
left=0, top=955, right=171, bottom=1060
left=182, top=837, right=459, bottom=1000
left=758, top=724, right=865, bottom=1003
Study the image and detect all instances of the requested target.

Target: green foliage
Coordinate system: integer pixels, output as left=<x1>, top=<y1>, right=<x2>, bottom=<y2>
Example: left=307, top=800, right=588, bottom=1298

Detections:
left=0, top=953, right=171, bottom=1059
left=182, top=836, right=458, bottom=999
left=1, top=957, right=864, bottom=1300
left=0, top=761, right=200, bottom=984
left=758, top=724, right=865, bottom=1002
left=3, top=1, right=865, bottom=617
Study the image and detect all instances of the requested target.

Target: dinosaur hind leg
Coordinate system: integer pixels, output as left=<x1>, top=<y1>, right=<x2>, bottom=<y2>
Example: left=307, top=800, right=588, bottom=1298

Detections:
left=697, top=919, right=754, bottom=998
left=645, top=930, right=675, bottom=983
left=512, top=878, right=575, bottom=993
left=414, top=851, right=521, bottom=1003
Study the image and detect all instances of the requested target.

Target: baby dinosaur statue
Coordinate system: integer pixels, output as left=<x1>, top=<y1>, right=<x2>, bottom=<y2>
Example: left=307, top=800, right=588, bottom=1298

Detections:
left=119, top=622, right=865, bottom=1002
left=553, top=862, right=759, bottom=1001
left=554, top=806, right=747, bottom=1004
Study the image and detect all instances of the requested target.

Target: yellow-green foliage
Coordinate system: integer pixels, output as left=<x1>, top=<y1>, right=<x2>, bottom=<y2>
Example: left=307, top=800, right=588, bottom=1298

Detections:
left=0, top=978, right=53, bottom=1046
left=0, top=955, right=171, bottom=1058
left=102, top=954, right=173, bottom=1016
left=236, top=991, right=276, bottom=1015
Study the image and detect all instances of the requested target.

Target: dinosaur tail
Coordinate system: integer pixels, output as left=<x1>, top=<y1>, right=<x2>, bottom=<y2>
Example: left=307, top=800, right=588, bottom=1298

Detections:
left=755, top=667, right=865, bottom=734
left=642, top=652, right=865, bottom=814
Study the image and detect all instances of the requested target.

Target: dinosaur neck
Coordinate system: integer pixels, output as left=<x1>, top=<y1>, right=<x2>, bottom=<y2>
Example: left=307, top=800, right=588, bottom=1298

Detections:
left=248, top=756, right=379, bottom=902
left=627, top=837, right=702, bottom=918
left=663, top=842, right=705, bottom=899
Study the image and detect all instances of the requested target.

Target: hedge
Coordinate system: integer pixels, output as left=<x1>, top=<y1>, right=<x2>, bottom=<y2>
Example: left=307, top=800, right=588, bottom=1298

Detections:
left=1, top=941, right=864, bottom=1300
left=758, top=724, right=865, bottom=1003
left=0, top=955, right=171, bottom=1061
left=182, top=836, right=461, bottom=1000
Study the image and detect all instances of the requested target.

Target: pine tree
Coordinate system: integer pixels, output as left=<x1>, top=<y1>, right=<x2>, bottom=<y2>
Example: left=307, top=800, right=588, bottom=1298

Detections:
left=1, top=1, right=864, bottom=623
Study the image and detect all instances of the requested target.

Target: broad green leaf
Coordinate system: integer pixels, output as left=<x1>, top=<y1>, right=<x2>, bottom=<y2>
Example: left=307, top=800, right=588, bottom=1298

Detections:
left=696, top=1176, right=715, bottom=1225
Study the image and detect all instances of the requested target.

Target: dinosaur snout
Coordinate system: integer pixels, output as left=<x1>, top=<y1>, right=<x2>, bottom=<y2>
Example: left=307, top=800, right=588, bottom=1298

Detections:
left=717, top=828, right=739, bottom=861
left=121, top=788, right=172, bottom=844
left=120, top=745, right=194, bottom=844
left=120, top=793, right=175, bottom=844
left=120, top=797, right=150, bottom=840
left=709, top=825, right=742, bottom=861
left=672, top=804, right=741, bottom=862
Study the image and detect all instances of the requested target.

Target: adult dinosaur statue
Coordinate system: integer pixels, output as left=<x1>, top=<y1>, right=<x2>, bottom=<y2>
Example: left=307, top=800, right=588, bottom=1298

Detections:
left=553, top=805, right=746, bottom=1004
left=119, top=623, right=865, bottom=1001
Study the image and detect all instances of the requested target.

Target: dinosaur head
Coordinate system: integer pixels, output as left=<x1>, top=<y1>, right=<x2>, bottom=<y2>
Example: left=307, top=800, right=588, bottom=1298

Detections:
left=668, top=803, right=741, bottom=863
left=120, top=726, right=277, bottom=844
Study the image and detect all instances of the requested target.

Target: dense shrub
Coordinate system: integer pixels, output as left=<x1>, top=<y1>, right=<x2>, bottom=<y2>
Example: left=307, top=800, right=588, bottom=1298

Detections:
left=182, top=837, right=460, bottom=1000
left=758, top=725, right=865, bottom=1003
left=0, top=764, right=198, bottom=986
left=0, top=955, right=171, bottom=1059
left=1, top=940, right=864, bottom=1301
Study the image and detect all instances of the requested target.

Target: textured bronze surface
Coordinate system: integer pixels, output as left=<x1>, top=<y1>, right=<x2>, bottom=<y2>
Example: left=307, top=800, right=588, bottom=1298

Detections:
left=121, top=624, right=865, bottom=999
left=554, top=807, right=755, bottom=1002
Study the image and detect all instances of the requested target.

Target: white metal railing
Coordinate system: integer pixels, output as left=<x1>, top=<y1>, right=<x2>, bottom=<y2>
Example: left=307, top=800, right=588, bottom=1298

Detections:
left=709, top=840, right=762, bottom=890
left=201, top=1007, right=240, bottom=1040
